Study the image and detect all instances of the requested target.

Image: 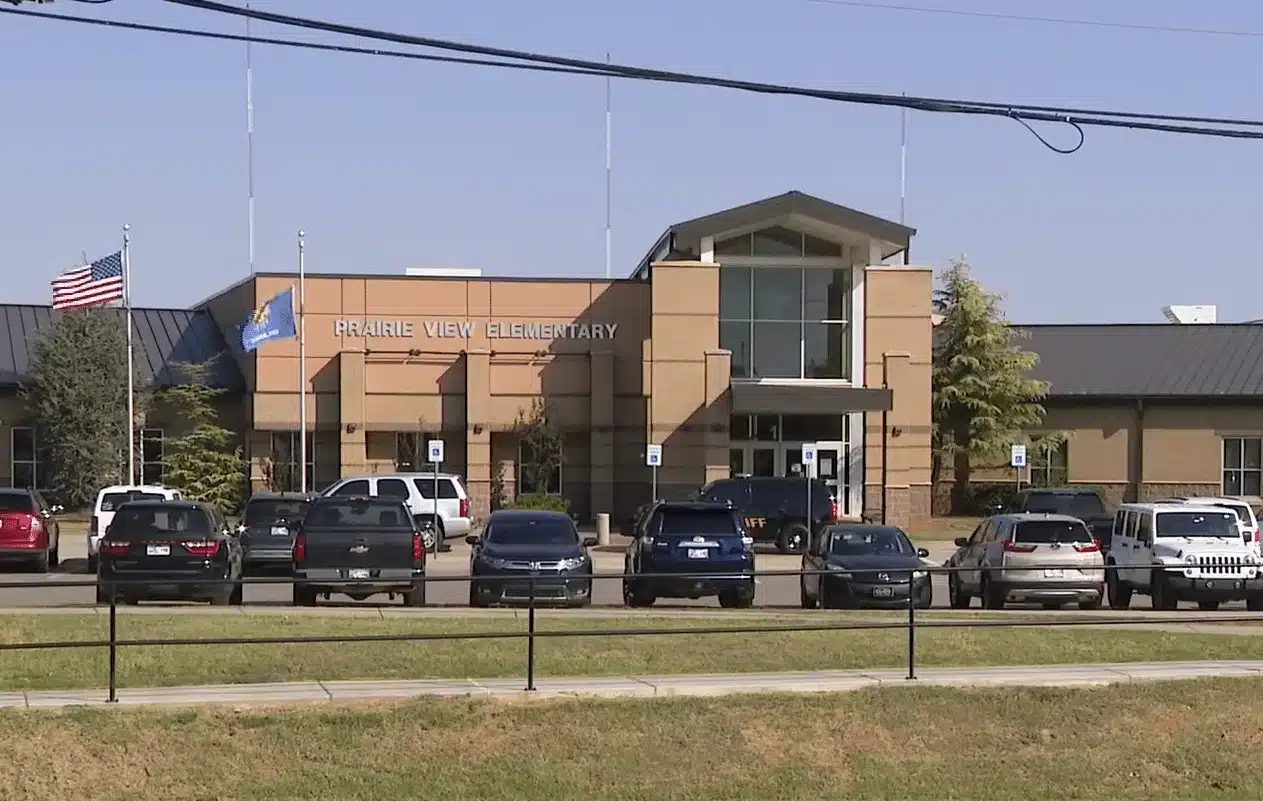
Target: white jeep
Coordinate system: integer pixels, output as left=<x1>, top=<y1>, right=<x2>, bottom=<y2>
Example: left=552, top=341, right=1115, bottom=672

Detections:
left=1105, top=502, right=1263, bottom=611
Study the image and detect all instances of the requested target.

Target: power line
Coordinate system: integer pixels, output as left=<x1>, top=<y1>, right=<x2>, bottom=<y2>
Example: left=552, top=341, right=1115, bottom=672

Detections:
left=805, top=0, right=1263, bottom=39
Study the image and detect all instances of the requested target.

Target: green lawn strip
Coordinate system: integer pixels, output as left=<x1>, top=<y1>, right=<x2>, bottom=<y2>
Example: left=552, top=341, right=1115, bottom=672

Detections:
left=2, top=678, right=1260, bottom=800
left=1, top=613, right=1261, bottom=692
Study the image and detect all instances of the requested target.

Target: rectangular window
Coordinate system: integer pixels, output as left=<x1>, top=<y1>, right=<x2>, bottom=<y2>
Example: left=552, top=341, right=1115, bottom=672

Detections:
left=395, top=432, right=442, bottom=472
left=1029, top=440, right=1069, bottom=487
left=10, top=426, right=48, bottom=490
left=269, top=431, right=316, bottom=492
left=141, top=428, right=164, bottom=486
left=518, top=440, right=562, bottom=495
left=1223, top=437, right=1263, bottom=496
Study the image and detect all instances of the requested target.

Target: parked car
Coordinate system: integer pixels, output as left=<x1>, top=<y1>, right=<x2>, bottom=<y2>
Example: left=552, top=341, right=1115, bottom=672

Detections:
left=88, top=484, right=183, bottom=572
left=999, top=487, right=1114, bottom=552
left=945, top=513, right=1105, bottom=610
left=96, top=499, right=242, bottom=605
left=466, top=509, right=597, bottom=608
left=0, top=488, right=63, bottom=572
left=236, top=491, right=318, bottom=573
left=622, top=501, right=756, bottom=608
left=291, top=495, right=427, bottom=607
left=694, top=476, right=837, bottom=554
left=800, top=523, right=932, bottom=609
left=1154, top=496, right=1261, bottom=556
left=1105, top=502, right=1263, bottom=611
left=322, top=472, right=471, bottom=552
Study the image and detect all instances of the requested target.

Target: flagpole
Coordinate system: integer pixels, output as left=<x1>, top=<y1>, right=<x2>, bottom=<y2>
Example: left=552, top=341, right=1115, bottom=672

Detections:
left=122, top=225, right=136, bottom=486
left=297, top=230, right=307, bottom=494
left=899, top=93, right=907, bottom=224
left=246, top=2, right=256, bottom=275
left=604, top=52, right=612, bottom=280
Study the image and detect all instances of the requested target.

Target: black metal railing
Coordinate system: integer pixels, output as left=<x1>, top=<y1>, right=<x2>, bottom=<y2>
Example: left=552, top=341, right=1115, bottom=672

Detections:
left=0, top=560, right=1259, bottom=702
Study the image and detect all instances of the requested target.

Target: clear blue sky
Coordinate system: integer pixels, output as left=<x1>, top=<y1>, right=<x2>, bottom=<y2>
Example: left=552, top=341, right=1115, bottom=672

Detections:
left=2, top=0, right=1259, bottom=323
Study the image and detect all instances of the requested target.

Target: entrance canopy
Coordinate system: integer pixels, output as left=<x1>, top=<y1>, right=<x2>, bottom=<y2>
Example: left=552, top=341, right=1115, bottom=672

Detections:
left=730, top=382, right=892, bottom=415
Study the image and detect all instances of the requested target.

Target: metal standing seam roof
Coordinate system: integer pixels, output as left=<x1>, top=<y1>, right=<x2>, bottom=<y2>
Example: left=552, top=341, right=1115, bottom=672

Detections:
left=1020, top=324, right=1263, bottom=398
left=0, top=305, right=244, bottom=390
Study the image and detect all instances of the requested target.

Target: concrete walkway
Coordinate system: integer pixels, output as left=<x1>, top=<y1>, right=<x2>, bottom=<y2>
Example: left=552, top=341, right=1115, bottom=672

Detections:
left=7, top=660, right=1263, bottom=709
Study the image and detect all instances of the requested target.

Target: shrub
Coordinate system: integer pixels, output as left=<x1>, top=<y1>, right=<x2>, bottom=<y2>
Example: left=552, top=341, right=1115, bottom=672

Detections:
left=511, top=493, right=570, bottom=514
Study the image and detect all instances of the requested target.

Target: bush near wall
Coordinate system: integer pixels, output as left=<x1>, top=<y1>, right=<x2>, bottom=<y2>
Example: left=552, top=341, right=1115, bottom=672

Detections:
left=932, top=481, right=1119, bottom=517
left=508, top=493, right=571, bottom=514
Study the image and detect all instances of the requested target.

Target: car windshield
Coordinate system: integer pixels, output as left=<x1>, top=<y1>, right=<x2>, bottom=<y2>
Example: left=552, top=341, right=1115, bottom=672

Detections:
left=485, top=518, right=578, bottom=546
left=244, top=499, right=310, bottom=526
left=0, top=493, right=33, bottom=513
left=100, top=491, right=166, bottom=512
left=1024, top=493, right=1105, bottom=517
left=657, top=508, right=738, bottom=536
left=1013, top=520, right=1093, bottom=544
left=305, top=501, right=408, bottom=528
left=109, top=506, right=211, bottom=539
left=830, top=527, right=913, bottom=556
left=1156, top=511, right=1240, bottom=538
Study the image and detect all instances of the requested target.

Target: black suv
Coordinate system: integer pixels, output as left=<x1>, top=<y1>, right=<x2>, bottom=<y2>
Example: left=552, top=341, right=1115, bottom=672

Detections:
left=622, top=501, right=755, bottom=608
left=694, top=476, right=837, bottom=554
left=999, top=487, right=1114, bottom=551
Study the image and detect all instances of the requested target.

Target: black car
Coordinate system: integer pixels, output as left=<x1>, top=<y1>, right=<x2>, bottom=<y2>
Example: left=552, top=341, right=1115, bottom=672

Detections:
left=292, top=496, right=428, bottom=606
left=800, top=524, right=932, bottom=609
left=623, top=501, right=755, bottom=609
left=97, top=499, right=243, bottom=605
left=466, top=510, right=598, bottom=607
left=237, top=491, right=317, bottom=573
left=695, top=476, right=837, bottom=554
left=1001, top=488, right=1114, bottom=551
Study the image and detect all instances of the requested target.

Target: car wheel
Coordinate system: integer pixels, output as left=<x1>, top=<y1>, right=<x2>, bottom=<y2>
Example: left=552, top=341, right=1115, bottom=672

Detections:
left=229, top=580, right=244, bottom=606
left=49, top=542, right=59, bottom=568
left=718, top=588, right=754, bottom=609
left=1107, top=568, right=1132, bottom=610
left=916, top=583, right=933, bottom=609
left=87, top=555, right=97, bottom=574
left=403, top=579, right=426, bottom=607
left=1078, top=598, right=1102, bottom=611
left=1248, top=593, right=1263, bottom=612
left=1041, top=601, right=1064, bottom=610
left=623, top=579, right=654, bottom=608
left=292, top=585, right=317, bottom=607
left=800, top=579, right=818, bottom=609
left=1151, top=571, right=1178, bottom=611
left=31, top=551, right=49, bottom=574
left=209, top=587, right=231, bottom=606
left=777, top=524, right=810, bottom=555
left=95, top=582, right=112, bottom=605
left=981, top=575, right=1006, bottom=610
left=948, top=574, right=971, bottom=609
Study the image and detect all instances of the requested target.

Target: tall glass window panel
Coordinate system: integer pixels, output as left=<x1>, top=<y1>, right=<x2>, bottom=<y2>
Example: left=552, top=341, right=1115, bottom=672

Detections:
left=720, top=321, right=753, bottom=378
left=753, top=267, right=802, bottom=321
left=753, top=321, right=802, bottom=378
left=804, top=267, right=851, bottom=322
left=804, top=321, right=850, bottom=379
left=719, top=266, right=753, bottom=320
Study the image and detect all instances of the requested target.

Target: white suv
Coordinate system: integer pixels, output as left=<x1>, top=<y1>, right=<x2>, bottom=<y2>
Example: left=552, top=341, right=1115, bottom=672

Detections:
left=1106, top=502, right=1263, bottom=611
left=1155, top=496, right=1261, bottom=556
left=321, top=473, right=472, bottom=550
left=87, top=484, right=183, bottom=571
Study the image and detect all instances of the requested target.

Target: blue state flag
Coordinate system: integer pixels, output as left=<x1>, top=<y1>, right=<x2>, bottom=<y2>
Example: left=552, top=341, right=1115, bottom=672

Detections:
left=240, top=287, right=297, bottom=352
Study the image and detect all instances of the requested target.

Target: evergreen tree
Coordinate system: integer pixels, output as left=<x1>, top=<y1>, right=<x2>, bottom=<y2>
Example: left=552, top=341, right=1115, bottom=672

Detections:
left=160, top=362, right=249, bottom=513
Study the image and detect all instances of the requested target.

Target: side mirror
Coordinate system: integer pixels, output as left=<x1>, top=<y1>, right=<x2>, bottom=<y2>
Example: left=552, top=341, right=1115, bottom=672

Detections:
left=582, top=536, right=599, bottom=548
left=464, top=534, right=480, bottom=546
left=917, top=547, right=930, bottom=558
left=953, top=537, right=968, bottom=547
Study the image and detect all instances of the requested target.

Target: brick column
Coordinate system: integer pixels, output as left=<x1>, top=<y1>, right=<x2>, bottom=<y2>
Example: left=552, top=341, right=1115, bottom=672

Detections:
left=338, top=349, right=366, bottom=476
left=464, top=350, right=491, bottom=520
left=703, top=350, right=732, bottom=484
left=882, top=351, right=912, bottom=529
left=590, top=351, right=615, bottom=519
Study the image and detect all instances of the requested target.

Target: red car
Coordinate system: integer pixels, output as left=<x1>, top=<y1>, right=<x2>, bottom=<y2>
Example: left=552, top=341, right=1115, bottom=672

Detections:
left=0, top=489, right=62, bottom=572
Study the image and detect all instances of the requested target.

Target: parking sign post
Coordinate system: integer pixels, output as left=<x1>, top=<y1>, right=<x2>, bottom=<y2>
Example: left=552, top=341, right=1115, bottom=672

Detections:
left=802, top=444, right=817, bottom=550
left=646, top=444, right=662, bottom=502
left=428, top=438, right=445, bottom=554
left=1010, top=444, right=1027, bottom=493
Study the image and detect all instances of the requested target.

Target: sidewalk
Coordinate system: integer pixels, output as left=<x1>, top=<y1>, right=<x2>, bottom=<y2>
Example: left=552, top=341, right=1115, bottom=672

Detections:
left=7, top=660, right=1263, bottom=709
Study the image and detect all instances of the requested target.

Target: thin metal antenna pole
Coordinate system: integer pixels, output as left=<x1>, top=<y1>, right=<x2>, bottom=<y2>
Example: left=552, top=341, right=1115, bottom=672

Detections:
left=605, top=53, right=612, bottom=280
left=899, top=93, right=907, bottom=224
left=247, top=2, right=256, bottom=275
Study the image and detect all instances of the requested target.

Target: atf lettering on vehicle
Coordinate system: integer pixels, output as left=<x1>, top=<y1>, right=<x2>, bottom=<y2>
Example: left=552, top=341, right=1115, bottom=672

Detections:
left=743, top=517, right=767, bottom=529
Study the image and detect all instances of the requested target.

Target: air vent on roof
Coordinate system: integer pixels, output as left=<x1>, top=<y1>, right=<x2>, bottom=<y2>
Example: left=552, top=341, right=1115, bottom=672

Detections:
left=1162, top=305, right=1217, bottom=324
left=405, top=267, right=483, bottom=277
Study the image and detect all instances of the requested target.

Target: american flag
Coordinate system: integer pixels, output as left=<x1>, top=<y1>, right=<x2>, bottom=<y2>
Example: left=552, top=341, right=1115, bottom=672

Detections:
left=51, top=252, right=125, bottom=311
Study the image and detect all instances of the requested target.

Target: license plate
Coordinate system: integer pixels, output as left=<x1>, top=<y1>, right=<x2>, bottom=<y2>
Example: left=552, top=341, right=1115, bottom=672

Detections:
left=270, top=526, right=288, bottom=537
left=872, top=586, right=894, bottom=598
left=146, top=544, right=170, bottom=557
left=687, top=548, right=709, bottom=559
left=1044, top=568, right=1064, bottom=578
left=348, top=568, right=370, bottom=580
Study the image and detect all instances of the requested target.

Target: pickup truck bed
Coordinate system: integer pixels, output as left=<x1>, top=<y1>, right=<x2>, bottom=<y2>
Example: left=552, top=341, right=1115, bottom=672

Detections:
left=292, top=499, right=427, bottom=606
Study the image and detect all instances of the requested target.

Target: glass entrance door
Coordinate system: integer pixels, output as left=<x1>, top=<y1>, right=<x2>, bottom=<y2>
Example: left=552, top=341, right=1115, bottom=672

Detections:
left=813, top=440, right=847, bottom=513
left=730, top=444, right=778, bottom=477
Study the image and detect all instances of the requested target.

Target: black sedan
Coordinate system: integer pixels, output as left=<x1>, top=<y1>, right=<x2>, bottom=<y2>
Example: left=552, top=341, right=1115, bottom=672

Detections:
left=466, top=510, right=598, bottom=607
left=800, top=524, right=932, bottom=609
left=236, top=491, right=317, bottom=573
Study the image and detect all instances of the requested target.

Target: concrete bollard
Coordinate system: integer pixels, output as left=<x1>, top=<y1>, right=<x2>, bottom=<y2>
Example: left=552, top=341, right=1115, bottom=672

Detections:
left=596, top=513, right=611, bottom=546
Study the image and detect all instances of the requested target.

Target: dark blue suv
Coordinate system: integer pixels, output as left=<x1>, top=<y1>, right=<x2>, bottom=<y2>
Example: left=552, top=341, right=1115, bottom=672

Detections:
left=622, top=501, right=756, bottom=608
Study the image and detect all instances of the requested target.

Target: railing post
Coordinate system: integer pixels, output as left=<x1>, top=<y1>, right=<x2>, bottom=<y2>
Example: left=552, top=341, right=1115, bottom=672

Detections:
left=906, top=574, right=917, bottom=681
left=107, top=584, right=119, bottom=703
left=525, top=574, right=537, bottom=692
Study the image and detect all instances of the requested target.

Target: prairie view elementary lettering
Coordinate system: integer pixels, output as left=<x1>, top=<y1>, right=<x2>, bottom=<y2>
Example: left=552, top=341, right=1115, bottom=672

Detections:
left=333, top=319, right=619, bottom=339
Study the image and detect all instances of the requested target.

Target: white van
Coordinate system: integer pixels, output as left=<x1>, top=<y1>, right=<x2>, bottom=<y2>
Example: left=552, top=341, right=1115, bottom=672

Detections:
left=1105, top=502, right=1263, bottom=611
left=87, top=484, right=182, bottom=570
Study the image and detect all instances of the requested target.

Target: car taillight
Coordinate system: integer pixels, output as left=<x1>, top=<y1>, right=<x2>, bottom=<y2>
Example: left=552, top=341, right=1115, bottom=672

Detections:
left=182, top=541, right=220, bottom=557
left=29, top=515, right=42, bottom=531
left=89, top=516, right=98, bottom=534
left=459, top=498, right=469, bottom=518
left=1002, top=540, right=1037, bottom=553
left=1073, top=541, right=1101, bottom=553
left=828, top=501, right=838, bottom=523
left=1253, top=529, right=1259, bottom=544
left=412, top=533, right=425, bottom=564
left=102, top=541, right=131, bottom=556
left=292, top=533, right=306, bottom=564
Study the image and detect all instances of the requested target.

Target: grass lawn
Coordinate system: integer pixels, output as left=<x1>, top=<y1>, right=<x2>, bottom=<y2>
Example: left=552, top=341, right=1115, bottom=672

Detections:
left=4, top=678, right=1262, bottom=800
left=3, top=613, right=1263, bottom=692
left=909, top=515, right=981, bottom=542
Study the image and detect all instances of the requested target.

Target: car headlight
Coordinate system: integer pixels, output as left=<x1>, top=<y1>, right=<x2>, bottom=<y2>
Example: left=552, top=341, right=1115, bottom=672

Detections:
left=556, top=557, right=587, bottom=570
left=1185, top=554, right=1198, bottom=565
left=913, top=570, right=928, bottom=580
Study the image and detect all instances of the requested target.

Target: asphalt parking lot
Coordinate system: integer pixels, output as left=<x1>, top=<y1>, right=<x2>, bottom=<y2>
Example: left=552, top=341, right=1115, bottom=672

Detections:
left=0, top=536, right=1240, bottom=612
